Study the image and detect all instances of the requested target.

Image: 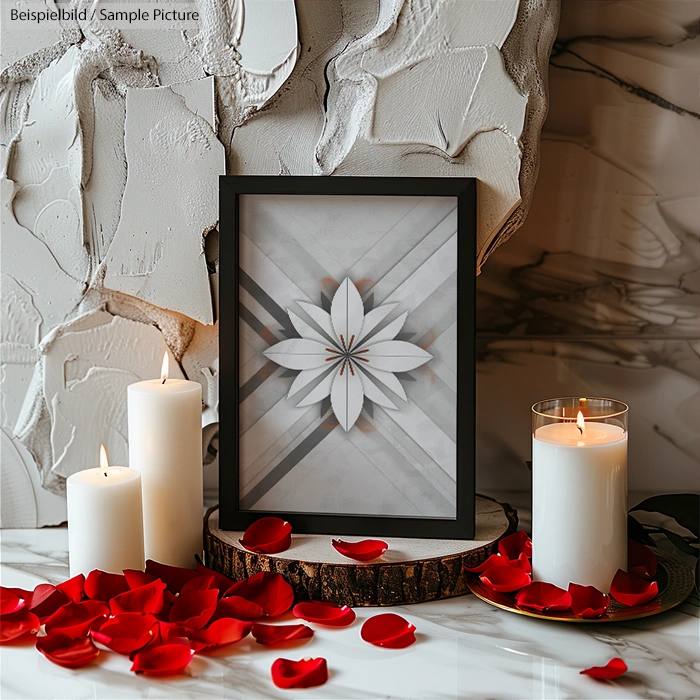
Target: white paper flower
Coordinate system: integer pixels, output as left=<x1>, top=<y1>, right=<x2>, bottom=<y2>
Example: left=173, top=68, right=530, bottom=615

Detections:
left=264, top=278, right=432, bottom=431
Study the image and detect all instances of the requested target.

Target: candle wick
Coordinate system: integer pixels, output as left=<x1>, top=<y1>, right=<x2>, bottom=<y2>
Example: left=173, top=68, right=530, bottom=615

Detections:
left=162, top=377, right=166, bottom=385
left=576, top=425, right=583, bottom=436
left=104, top=472, right=108, bottom=477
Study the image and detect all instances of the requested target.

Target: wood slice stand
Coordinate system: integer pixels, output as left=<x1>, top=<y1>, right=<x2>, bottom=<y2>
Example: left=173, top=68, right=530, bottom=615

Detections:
left=204, top=496, right=517, bottom=607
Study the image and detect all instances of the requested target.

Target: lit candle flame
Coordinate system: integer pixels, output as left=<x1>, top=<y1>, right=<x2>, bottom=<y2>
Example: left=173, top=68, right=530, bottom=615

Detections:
left=100, top=444, right=109, bottom=474
left=576, top=410, right=586, bottom=436
left=161, top=351, right=169, bottom=384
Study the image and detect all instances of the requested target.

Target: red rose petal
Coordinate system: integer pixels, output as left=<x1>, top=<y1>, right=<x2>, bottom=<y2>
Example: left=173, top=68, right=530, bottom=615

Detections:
left=515, top=582, right=572, bottom=612
left=90, top=613, right=158, bottom=654
left=331, top=539, right=388, bottom=561
left=464, top=553, right=506, bottom=573
left=145, top=560, right=198, bottom=594
left=498, top=531, right=532, bottom=560
left=194, top=561, right=236, bottom=594
left=628, top=540, right=658, bottom=580
left=271, top=657, right=328, bottom=689
left=252, top=623, right=314, bottom=646
left=212, top=595, right=264, bottom=622
left=190, top=618, right=252, bottom=652
left=44, top=600, right=109, bottom=638
left=292, top=601, right=356, bottom=627
left=240, top=517, right=292, bottom=554
left=0, top=587, right=25, bottom=616
left=225, top=572, right=294, bottom=617
left=0, top=609, right=40, bottom=643
left=361, top=613, right=416, bottom=649
left=610, top=569, right=659, bottom=607
left=580, top=657, right=628, bottom=680
left=84, top=570, right=129, bottom=601
left=110, top=579, right=166, bottom=615
left=479, top=565, right=531, bottom=593
left=124, top=569, right=156, bottom=590
left=169, top=589, right=218, bottom=629
left=568, top=583, right=610, bottom=619
left=141, top=621, right=191, bottom=651
left=131, top=643, right=195, bottom=676
left=56, top=574, right=85, bottom=603
left=36, top=633, right=99, bottom=668
left=181, top=575, right=216, bottom=593
left=26, top=584, right=68, bottom=620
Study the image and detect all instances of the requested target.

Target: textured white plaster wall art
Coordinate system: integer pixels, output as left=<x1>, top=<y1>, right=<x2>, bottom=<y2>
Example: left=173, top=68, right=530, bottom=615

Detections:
left=0, top=0, right=558, bottom=526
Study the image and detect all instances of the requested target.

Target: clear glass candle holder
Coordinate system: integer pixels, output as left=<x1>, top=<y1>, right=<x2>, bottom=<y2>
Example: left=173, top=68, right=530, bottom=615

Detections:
left=531, top=397, right=628, bottom=593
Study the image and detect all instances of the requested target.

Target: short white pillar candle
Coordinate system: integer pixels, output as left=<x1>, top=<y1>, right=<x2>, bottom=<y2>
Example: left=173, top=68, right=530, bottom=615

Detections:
left=67, top=445, right=145, bottom=577
left=532, top=398, right=628, bottom=593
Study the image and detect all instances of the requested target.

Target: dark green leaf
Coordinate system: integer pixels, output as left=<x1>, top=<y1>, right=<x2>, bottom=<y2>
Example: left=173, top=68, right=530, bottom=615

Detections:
left=630, top=494, right=699, bottom=537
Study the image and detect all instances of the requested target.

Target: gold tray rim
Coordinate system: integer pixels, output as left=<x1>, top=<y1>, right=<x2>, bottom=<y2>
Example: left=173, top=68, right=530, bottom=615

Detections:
left=467, top=547, right=695, bottom=623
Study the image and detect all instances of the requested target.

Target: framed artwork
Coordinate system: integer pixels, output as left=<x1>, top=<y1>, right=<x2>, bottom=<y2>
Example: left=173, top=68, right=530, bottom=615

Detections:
left=219, top=176, right=475, bottom=538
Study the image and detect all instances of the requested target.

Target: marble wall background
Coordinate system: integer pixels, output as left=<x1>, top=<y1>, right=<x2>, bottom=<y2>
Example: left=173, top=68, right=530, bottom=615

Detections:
left=476, top=0, right=700, bottom=495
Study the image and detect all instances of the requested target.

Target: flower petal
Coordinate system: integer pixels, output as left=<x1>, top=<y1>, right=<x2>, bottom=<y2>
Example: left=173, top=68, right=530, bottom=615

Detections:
left=240, top=517, right=293, bottom=554
left=190, top=618, right=251, bottom=652
left=287, top=308, right=334, bottom=345
left=56, top=574, right=85, bottom=603
left=356, top=302, right=399, bottom=344
left=44, top=600, right=109, bottom=638
left=295, top=365, right=339, bottom=408
left=36, top=634, right=99, bottom=668
left=331, top=360, right=364, bottom=431
left=264, top=339, right=333, bottom=370
left=0, top=609, right=40, bottom=643
left=131, top=643, right=195, bottom=676
left=110, top=579, right=166, bottom=615
left=332, top=539, right=388, bottom=561
left=180, top=575, right=216, bottom=593
left=213, top=595, right=264, bottom=622
left=361, top=613, right=416, bottom=649
left=296, top=301, right=336, bottom=342
left=124, top=569, right=156, bottom=590
left=515, top=582, right=572, bottom=612
left=568, top=584, right=610, bottom=619
left=0, top=587, right=25, bottom=616
left=356, top=369, right=398, bottom=410
left=497, top=531, right=533, bottom=560
left=195, top=559, right=237, bottom=593
left=358, top=311, right=408, bottom=347
left=26, top=584, right=68, bottom=620
left=465, top=552, right=531, bottom=574
left=480, top=566, right=531, bottom=593
left=580, top=658, right=628, bottom=680
left=224, top=573, right=294, bottom=618
left=142, top=620, right=191, bottom=650
left=145, top=560, right=198, bottom=594
left=331, top=277, right=365, bottom=352
left=359, top=363, right=408, bottom=402
left=288, top=366, right=335, bottom=400
left=610, top=570, right=659, bottom=607
left=628, top=540, right=658, bottom=579
left=169, top=589, right=218, bottom=629
left=251, top=623, right=314, bottom=646
left=90, top=613, right=158, bottom=654
left=292, top=601, right=356, bottom=627
left=364, top=340, right=432, bottom=372
left=271, top=657, right=328, bottom=689
left=84, top=570, right=129, bottom=601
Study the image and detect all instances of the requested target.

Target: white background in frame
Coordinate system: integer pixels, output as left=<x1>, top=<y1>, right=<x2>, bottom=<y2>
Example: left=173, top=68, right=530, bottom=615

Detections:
left=238, top=194, right=458, bottom=518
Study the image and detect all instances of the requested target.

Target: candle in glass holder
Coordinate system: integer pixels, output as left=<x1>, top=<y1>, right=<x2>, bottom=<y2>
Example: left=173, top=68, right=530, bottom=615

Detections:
left=532, top=397, right=628, bottom=593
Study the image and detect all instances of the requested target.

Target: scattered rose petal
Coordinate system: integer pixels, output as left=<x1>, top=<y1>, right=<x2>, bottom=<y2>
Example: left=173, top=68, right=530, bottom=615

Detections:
left=225, top=573, right=294, bottom=617
left=292, top=601, right=356, bottom=627
left=0, top=609, right=40, bottom=643
left=271, top=657, right=328, bottom=689
left=252, top=623, right=314, bottom=646
left=568, top=584, right=609, bottom=619
left=480, top=566, right=531, bottom=593
left=90, top=613, right=158, bottom=654
left=169, top=589, right=218, bottom=629
left=145, top=560, right=198, bottom=594
left=580, top=657, right=628, bottom=680
left=110, top=579, right=166, bottom=615
left=240, top=517, right=292, bottom=554
left=361, top=613, right=416, bottom=649
left=84, top=570, right=129, bottom=601
left=498, top=531, right=532, bottom=560
left=141, top=621, right=191, bottom=651
left=332, top=539, right=388, bottom=561
left=190, top=618, right=252, bottom=652
left=465, top=552, right=531, bottom=574
left=610, top=570, right=659, bottom=607
left=515, top=582, right=572, bottom=612
left=124, top=570, right=156, bottom=590
left=56, top=574, right=85, bottom=603
left=628, top=540, right=658, bottom=580
left=36, top=634, right=100, bottom=668
left=194, top=560, right=236, bottom=594
left=131, top=643, right=195, bottom=676
left=212, top=595, right=264, bottom=622
left=181, top=575, right=216, bottom=594
left=26, top=584, right=68, bottom=620
left=44, top=600, right=109, bottom=638
left=0, top=587, right=25, bottom=616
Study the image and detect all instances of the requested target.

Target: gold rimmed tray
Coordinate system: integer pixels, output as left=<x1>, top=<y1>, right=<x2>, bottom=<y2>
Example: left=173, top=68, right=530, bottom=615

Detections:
left=467, top=548, right=695, bottom=622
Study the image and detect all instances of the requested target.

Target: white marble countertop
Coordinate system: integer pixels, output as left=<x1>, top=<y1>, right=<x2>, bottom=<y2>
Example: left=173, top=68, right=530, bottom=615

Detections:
left=1, top=495, right=698, bottom=699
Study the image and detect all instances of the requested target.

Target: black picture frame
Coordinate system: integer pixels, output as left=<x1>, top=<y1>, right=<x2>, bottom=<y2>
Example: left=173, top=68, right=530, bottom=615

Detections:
left=219, top=176, right=476, bottom=539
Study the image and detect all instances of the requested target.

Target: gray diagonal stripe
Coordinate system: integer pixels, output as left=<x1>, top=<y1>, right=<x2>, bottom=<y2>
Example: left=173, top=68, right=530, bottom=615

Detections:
left=239, top=269, right=296, bottom=336
left=239, top=361, right=279, bottom=402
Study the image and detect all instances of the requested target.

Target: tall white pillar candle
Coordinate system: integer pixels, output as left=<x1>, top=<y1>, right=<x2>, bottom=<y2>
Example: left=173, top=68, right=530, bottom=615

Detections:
left=532, top=398, right=628, bottom=593
left=67, top=446, right=145, bottom=577
left=128, top=353, right=203, bottom=568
